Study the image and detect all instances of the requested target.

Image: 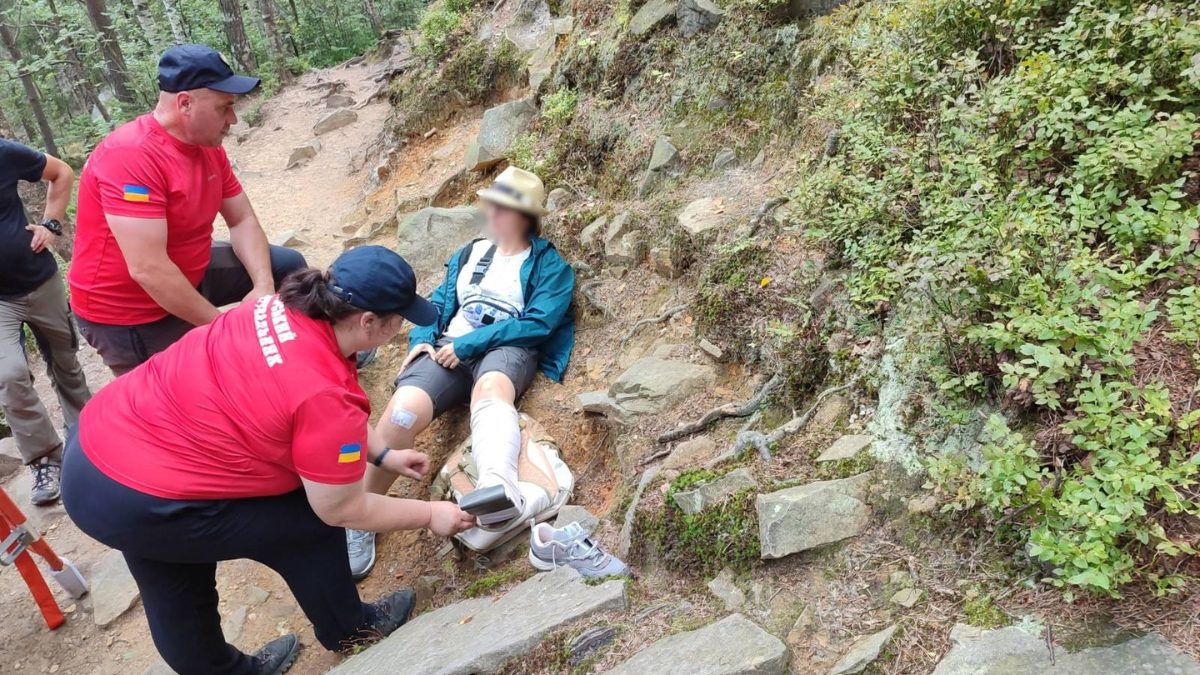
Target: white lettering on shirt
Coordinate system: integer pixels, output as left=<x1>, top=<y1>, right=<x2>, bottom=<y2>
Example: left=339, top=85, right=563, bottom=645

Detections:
left=270, top=296, right=296, bottom=342
left=253, top=296, right=285, bottom=367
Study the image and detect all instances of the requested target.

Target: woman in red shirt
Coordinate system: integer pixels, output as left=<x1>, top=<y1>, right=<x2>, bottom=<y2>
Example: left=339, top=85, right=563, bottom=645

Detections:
left=61, top=246, right=475, bottom=675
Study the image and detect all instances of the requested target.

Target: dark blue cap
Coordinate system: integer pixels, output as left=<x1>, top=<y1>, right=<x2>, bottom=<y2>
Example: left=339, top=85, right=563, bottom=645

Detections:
left=158, top=44, right=261, bottom=95
left=327, top=246, right=438, bottom=326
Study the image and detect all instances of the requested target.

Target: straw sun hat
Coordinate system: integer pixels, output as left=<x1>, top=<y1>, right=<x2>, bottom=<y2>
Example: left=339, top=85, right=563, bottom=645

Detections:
left=477, top=167, right=549, bottom=218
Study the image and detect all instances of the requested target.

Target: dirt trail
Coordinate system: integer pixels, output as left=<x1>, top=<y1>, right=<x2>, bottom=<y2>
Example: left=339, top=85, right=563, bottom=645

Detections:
left=0, top=59, right=451, bottom=675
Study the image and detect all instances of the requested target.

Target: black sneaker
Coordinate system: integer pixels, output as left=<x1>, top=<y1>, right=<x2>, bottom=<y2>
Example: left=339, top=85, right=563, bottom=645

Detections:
left=30, top=459, right=61, bottom=506
left=254, top=634, right=299, bottom=675
left=364, top=589, right=416, bottom=641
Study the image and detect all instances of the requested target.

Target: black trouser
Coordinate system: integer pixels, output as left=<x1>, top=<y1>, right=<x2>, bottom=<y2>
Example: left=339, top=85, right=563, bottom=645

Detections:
left=75, top=241, right=308, bottom=377
left=61, top=429, right=372, bottom=675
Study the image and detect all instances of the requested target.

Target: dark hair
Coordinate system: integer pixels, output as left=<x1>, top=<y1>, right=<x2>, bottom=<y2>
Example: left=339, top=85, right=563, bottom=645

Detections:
left=526, top=213, right=541, bottom=238
left=279, top=267, right=369, bottom=323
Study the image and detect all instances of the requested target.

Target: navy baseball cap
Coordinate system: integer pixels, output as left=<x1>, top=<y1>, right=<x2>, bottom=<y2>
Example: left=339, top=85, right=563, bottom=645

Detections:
left=327, top=246, right=438, bottom=326
left=158, top=44, right=261, bottom=95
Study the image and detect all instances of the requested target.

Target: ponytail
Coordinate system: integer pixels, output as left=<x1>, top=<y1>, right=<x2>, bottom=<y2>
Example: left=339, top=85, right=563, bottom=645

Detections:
left=279, top=267, right=362, bottom=323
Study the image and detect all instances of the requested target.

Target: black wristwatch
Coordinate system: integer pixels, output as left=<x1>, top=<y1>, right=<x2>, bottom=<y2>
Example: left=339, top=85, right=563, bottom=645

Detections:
left=40, top=218, right=63, bottom=236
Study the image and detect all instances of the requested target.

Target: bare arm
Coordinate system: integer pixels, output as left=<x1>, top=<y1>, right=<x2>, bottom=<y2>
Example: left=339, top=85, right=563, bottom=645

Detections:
left=220, top=192, right=274, bottom=301
left=40, top=155, right=73, bottom=221
left=301, top=478, right=475, bottom=535
left=107, top=214, right=221, bottom=326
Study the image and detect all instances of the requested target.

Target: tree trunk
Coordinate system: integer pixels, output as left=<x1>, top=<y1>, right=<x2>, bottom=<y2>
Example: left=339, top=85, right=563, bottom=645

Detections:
left=129, top=0, right=162, bottom=50
left=46, top=0, right=111, bottom=123
left=217, top=0, right=257, bottom=73
left=258, top=0, right=291, bottom=82
left=161, top=0, right=188, bottom=43
left=0, top=99, right=14, bottom=139
left=0, top=22, right=58, bottom=155
left=363, top=0, right=383, bottom=37
left=83, top=0, right=136, bottom=104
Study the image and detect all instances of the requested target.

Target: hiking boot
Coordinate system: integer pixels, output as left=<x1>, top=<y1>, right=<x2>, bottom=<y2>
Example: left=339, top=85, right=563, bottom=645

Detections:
left=529, top=522, right=630, bottom=579
left=29, top=458, right=62, bottom=506
left=356, top=348, right=379, bottom=369
left=254, top=633, right=299, bottom=675
left=362, top=588, right=416, bottom=640
left=347, top=528, right=377, bottom=581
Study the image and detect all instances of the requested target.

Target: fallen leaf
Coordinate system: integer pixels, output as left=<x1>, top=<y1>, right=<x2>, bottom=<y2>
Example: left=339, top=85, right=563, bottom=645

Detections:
left=761, top=277, right=772, bottom=287
left=684, top=314, right=694, bottom=325
left=459, top=615, right=474, bottom=625
left=554, top=394, right=566, bottom=402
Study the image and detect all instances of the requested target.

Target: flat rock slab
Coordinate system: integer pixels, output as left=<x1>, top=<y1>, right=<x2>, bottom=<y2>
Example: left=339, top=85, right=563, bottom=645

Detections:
left=91, top=549, right=140, bottom=627
left=930, top=624, right=1200, bottom=675
left=678, top=198, right=728, bottom=235
left=663, top=436, right=718, bottom=470
left=554, top=505, right=599, bottom=532
left=629, top=0, right=676, bottom=36
left=327, top=567, right=626, bottom=675
left=610, top=357, right=716, bottom=415
left=707, top=568, right=745, bottom=610
left=758, top=473, right=871, bottom=559
left=829, top=625, right=896, bottom=675
left=817, top=435, right=874, bottom=463
left=606, top=613, right=787, bottom=675
left=464, top=99, right=537, bottom=171
left=673, top=467, right=756, bottom=515
left=314, top=108, right=358, bottom=135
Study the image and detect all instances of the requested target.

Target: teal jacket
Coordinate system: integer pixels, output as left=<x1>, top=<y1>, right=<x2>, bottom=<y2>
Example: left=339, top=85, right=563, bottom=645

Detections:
left=408, top=237, right=576, bottom=382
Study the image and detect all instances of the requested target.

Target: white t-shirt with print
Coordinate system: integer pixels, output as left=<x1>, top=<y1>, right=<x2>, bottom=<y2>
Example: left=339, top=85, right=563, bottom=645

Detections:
left=443, top=240, right=531, bottom=340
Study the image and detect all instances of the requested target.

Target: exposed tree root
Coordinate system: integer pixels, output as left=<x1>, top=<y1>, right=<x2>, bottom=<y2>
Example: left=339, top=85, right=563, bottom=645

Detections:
left=619, top=305, right=687, bottom=350
left=656, top=374, right=782, bottom=444
left=616, top=466, right=660, bottom=559
left=740, top=197, right=789, bottom=238
left=578, top=279, right=611, bottom=318
left=731, top=376, right=861, bottom=462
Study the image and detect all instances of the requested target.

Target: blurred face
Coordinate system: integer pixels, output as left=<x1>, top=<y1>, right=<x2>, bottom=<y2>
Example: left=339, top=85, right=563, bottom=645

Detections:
left=485, top=202, right=533, bottom=242
left=176, top=89, right=239, bottom=146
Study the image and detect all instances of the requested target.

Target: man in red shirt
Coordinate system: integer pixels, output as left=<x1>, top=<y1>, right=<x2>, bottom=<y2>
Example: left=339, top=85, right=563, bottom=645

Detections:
left=69, top=44, right=305, bottom=376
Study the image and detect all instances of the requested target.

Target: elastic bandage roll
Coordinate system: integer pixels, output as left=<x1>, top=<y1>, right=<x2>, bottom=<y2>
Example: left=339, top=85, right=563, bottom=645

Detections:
left=470, top=398, right=524, bottom=521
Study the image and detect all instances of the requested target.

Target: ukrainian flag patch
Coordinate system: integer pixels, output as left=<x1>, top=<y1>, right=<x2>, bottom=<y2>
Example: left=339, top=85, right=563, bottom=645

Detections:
left=338, top=443, right=362, bottom=463
left=122, top=184, right=151, bottom=202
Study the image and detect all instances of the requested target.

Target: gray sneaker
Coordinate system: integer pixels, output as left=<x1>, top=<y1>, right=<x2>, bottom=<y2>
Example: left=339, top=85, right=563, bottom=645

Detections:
left=347, top=529, right=377, bottom=581
left=529, top=522, right=630, bottom=578
left=30, top=458, right=61, bottom=506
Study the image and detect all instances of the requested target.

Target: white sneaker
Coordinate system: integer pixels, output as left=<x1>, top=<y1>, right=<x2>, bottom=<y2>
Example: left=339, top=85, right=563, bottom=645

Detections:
left=528, top=522, right=630, bottom=579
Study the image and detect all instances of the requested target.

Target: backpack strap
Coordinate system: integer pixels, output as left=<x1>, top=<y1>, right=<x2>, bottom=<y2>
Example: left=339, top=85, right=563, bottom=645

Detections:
left=470, top=243, right=498, bottom=286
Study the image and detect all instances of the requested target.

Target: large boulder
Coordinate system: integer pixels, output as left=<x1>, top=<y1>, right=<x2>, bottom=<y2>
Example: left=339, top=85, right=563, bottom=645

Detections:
left=325, top=92, right=356, bottom=109
left=712, top=147, right=737, bottom=172
left=579, top=215, right=608, bottom=249
left=603, top=211, right=642, bottom=264
left=757, top=473, right=871, bottom=559
left=464, top=99, right=538, bottom=171
left=396, top=207, right=485, bottom=280
left=663, top=436, right=718, bottom=469
left=326, top=567, right=626, bottom=675
left=605, top=614, right=788, bottom=675
left=628, top=0, right=677, bottom=37
left=313, top=108, right=358, bottom=135
left=609, top=357, right=715, bottom=415
left=673, top=467, right=756, bottom=515
left=930, top=624, right=1200, bottom=675
left=677, top=0, right=724, bottom=36
left=829, top=625, right=896, bottom=675
left=285, top=139, right=322, bottom=169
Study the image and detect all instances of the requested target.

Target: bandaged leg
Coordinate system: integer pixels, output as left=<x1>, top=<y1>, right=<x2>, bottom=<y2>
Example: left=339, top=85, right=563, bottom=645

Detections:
left=470, top=398, right=524, bottom=525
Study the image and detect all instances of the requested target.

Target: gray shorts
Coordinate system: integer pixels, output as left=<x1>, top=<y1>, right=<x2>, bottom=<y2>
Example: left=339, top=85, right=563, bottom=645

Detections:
left=394, top=344, right=539, bottom=417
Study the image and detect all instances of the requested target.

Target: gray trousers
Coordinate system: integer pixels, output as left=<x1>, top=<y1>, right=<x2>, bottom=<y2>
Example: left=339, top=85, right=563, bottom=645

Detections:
left=0, top=271, right=92, bottom=465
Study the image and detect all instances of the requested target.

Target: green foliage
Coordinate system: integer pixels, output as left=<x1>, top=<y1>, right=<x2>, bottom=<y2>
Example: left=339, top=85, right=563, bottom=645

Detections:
left=638, top=470, right=761, bottom=574
left=417, top=7, right=465, bottom=61
left=464, top=567, right=529, bottom=597
left=541, top=88, right=580, bottom=128
left=961, top=587, right=1010, bottom=629
left=793, top=0, right=1200, bottom=596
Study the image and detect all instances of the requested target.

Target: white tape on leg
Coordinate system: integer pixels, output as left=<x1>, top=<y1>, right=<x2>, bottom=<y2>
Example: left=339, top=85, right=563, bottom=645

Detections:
left=390, top=407, right=418, bottom=429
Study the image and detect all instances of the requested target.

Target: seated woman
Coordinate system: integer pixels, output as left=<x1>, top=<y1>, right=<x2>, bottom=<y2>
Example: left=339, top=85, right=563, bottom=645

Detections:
left=349, top=167, right=575, bottom=579
left=62, top=246, right=476, bottom=675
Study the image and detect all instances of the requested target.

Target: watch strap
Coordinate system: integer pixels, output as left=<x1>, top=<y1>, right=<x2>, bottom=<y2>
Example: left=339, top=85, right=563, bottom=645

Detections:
left=372, top=446, right=392, bottom=467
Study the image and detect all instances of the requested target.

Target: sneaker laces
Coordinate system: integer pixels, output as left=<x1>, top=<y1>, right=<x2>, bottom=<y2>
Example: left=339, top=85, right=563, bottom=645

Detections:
left=31, top=461, right=59, bottom=492
left=549, top=523, right=606, bottom=568
left=346, top=529, right=371, bottom=557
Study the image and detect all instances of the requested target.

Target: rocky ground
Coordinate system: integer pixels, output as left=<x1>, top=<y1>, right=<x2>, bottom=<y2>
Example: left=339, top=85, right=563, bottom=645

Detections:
left=3, top=1, right=1200, bottom=674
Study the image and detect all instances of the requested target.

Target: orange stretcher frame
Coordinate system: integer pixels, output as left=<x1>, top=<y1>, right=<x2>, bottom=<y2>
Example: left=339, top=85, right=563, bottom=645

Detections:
left=0, top=487, right=68, bottom=629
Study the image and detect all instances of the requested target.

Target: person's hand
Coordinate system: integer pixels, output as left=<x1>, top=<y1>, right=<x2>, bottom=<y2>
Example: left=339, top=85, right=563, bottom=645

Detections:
left=434, top=342, right=460, bottom=369
left=384, top=449, right=430, bottom=481
left=26, top=224, right=56, bottom=253
left=427, top=501, right=476, bottom=536
left=400, top=344, right=435, bottom=372
left=242, top=283, right=274, bottom=303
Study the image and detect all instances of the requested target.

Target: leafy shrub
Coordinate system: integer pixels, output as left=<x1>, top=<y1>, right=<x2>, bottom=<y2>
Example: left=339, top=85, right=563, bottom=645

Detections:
left=793, top=0, right=1200, bottom=596
left=417, top=7, right=465, bottom=61
left=637, top=470, right=760, bottom=574
left=541, top=88, right=580, bottom=128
